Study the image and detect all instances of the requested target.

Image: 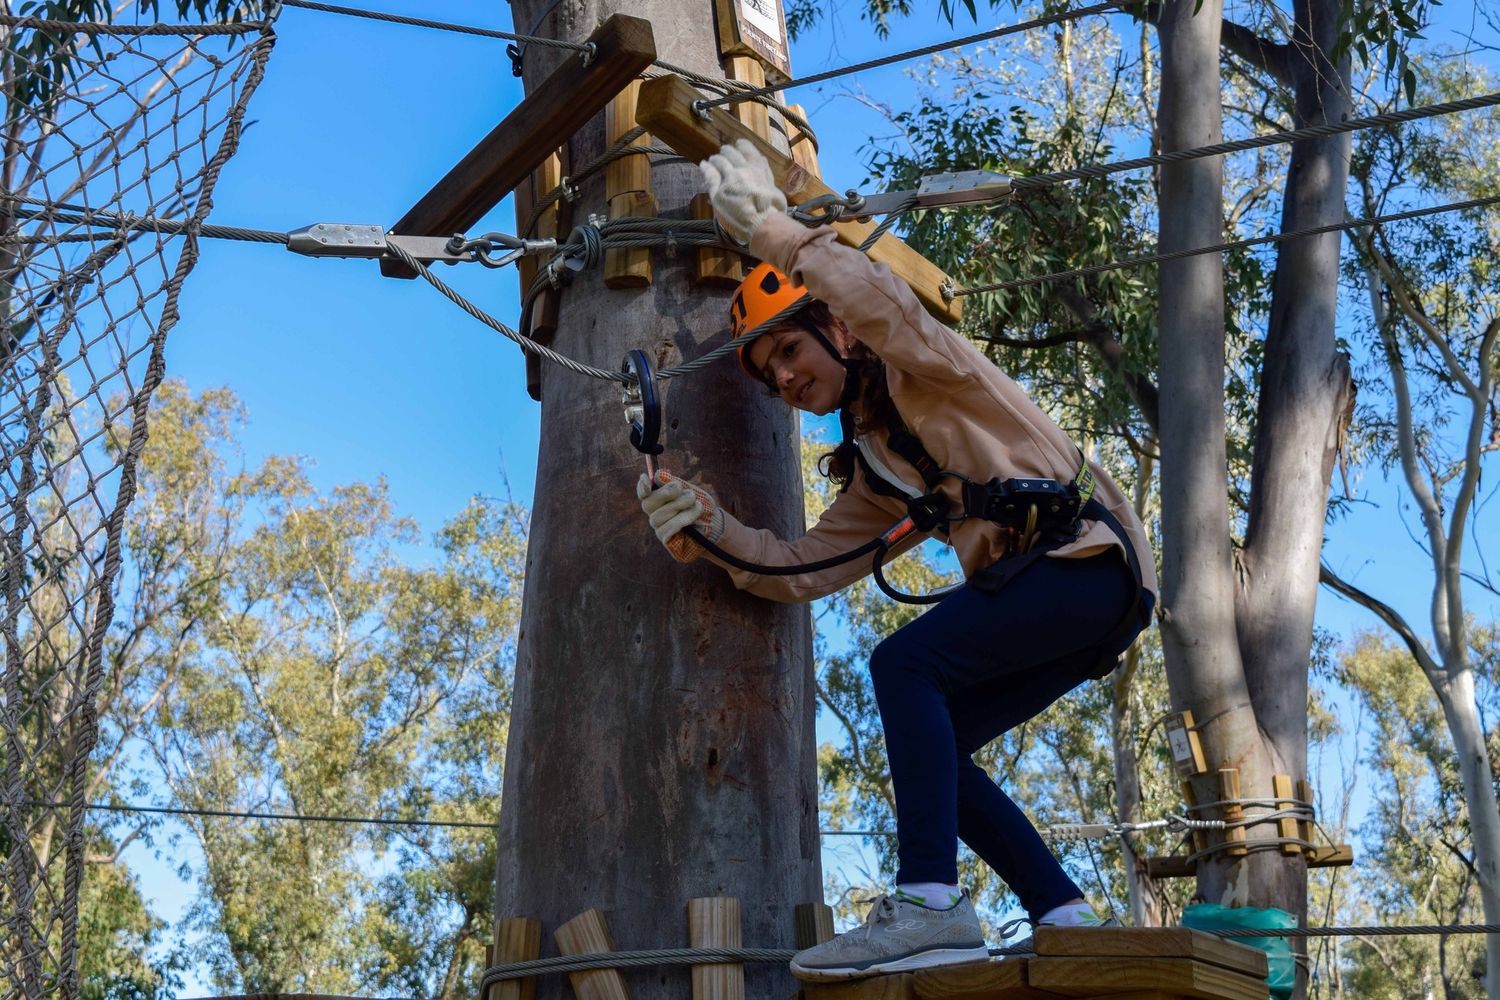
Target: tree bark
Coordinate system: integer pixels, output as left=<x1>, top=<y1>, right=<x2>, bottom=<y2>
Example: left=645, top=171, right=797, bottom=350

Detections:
left=493, top=3, right=821, bottom=1000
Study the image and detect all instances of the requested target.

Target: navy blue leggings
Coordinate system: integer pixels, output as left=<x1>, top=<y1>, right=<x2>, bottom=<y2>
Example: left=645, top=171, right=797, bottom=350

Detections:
left=869, top=551, right=1139, bottom=920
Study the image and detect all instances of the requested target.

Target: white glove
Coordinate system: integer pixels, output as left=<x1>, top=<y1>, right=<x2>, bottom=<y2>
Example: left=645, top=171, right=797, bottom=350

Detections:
left=699, top=139, right=788, bottom=243
left=637, top=471, right=726, bottom=563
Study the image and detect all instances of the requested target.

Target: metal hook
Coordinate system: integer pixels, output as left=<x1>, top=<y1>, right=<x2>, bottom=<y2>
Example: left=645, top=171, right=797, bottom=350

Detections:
left=621, top=350, right=665, bottom=481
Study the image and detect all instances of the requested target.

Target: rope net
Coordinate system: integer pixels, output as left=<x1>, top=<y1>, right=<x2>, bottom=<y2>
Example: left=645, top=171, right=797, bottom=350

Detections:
left=0, top=13, right=277, bottom=1000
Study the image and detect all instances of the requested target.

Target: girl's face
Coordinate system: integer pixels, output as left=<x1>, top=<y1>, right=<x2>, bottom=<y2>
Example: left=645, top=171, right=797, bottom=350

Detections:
left=745, top=320, right=852, bottom=415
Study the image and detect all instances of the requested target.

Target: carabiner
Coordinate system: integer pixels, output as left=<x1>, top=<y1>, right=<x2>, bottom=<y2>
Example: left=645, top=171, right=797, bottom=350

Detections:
left=445, top=231, right=558, bottom=269
left=622, top=350, right=664, bottom=481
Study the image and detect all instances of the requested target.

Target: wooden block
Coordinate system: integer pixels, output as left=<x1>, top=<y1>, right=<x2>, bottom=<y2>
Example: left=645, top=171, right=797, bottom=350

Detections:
left=712, top=0, right=791, bottom=79
left=1271, top=775, right=1299, bottom=856
left=1218, top=770, right=1246, bottom=857
left=1027, top=957, right=1268, bottom=1000
left=555, top=909, right=631, bottom=1000
left=637, top=73, right=963, bottom=325
left=1032, top=928, right=1267, bottom=980
left=1294, top=779, right=1315, bottom=857
left=1308, top=844, right=1353, bottom=867
left=785, top=104, right=820, bottom=179
left=604, top=80, right=653, bottom=288
left=802, top=972, right=916, bottom=1000
left=689, top=897, right=743, bottom=1000
left=489, top=917, right=543, bottom=1000
left=383, top=14, right=656, bottom=277
left=1081, top=992, right=1191, bottom=1000
left=692, top=193, right=744, bottom=288
left=912, top=958, right=1055, bottom=999
left=723, top=55, right=770, bottom=139
left=524, top=150, right=568, bottom=401
left=793, top=902, right=835, bottom=950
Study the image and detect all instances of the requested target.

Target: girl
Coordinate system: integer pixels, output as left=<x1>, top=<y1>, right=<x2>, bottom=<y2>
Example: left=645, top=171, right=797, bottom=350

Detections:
left=638, top=141, right=1156, bottom=981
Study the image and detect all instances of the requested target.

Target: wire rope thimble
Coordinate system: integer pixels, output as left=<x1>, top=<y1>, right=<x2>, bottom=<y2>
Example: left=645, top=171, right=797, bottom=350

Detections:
left=579, top=41, right=598, bottom=67
left=691, top=99, right=712, bottom=122
left=940, top=278, right=959, bottom=304
left=560, top=176, right=581, bottom=202
left=621, top=349, right=665, bottom=480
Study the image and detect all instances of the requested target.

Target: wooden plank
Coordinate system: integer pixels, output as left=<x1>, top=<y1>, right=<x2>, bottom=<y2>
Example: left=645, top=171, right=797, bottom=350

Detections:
left=604, top=80, right=654, bottom=288
left=785, top=103, right=821, bottom=179
left=1271, top=775, right=1299, bottom=855
left=1178, top=782, right=1207, bottom=854
left=688, top=897, right=744, bottom=1000
left=1164, top=711, right=1206, bottom=777
left=1145, top=844, right=1351, bottom=878
left=383, top=14, right=656, bottom=277
left=1218, top=770, right=1246, bottom=857
left=524, top=148, right=568, bottom=401
left=801, top=973, right=916, bottom=1000
left=637, top=73, right=963, bottom=325
left=489, top=917, right=543, bottom=1000
left=693, top=192, right=744, bottom=288
left=912, top=958, right=1058, bottom=999
left=793, top=902, right=835, bottom=950
left=1027, top=958, right=1268, bottom=1000
left=1031, top=929, right=1266, bottom=980
left=723, top=55, right=770, bottom=138
left=555, top=909, right=632, bottom=1000
left=1294, top=779, right=1316, bottom=857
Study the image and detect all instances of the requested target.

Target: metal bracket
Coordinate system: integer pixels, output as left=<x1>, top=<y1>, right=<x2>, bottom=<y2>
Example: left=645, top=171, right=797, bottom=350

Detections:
left=798, top=169, right=1014, bottom=222
left=288, top=223, right=473, bottom=265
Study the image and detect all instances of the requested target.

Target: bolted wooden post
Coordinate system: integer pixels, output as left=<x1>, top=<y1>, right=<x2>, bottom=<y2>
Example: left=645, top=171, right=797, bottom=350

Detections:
left=603, top=81, right=654, bottom=288
left=555, top=909, right=631, bottom=1000
left=489, top=916, right=543, bottom=1000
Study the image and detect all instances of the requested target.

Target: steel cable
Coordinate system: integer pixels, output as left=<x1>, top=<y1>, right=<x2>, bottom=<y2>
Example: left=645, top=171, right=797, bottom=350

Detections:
left=279, top=0, right=592, bottom=50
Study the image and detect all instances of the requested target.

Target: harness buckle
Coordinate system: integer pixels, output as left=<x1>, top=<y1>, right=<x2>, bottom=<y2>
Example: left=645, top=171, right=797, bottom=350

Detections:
left=905, top=493, right=948, bottom=533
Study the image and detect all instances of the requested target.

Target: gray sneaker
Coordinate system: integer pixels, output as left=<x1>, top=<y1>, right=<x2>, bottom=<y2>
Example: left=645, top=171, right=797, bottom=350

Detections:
left=789, top=891, right=989, bottom=982
left=998, top=912, right=1122, bottom=958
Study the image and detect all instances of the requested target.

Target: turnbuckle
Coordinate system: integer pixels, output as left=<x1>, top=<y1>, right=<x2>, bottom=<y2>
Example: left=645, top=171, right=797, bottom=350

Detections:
left=445, top=231, right=558, bottom=269
left=621, top=350, right=664, bottom=481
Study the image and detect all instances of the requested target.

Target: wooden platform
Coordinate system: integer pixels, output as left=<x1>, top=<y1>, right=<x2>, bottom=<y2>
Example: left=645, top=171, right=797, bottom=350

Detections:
left=795, top=928, right=1270, bottom=1000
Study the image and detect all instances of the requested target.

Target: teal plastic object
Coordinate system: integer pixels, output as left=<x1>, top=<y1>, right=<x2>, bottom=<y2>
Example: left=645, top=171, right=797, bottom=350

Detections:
left=1181, top=902, right=1297, bottom=999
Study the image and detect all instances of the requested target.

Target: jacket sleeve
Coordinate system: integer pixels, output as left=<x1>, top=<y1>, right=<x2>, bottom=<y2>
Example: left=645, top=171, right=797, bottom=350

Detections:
left=705, top=473, right=929, bottom=603
left=748, top=212, right=980, bottom=382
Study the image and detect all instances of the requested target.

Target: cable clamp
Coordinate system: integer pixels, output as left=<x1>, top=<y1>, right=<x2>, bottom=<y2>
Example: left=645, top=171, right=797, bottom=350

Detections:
left=940, top=279, right=958, bottom=303
left=560, top=176, right=581, bottom=202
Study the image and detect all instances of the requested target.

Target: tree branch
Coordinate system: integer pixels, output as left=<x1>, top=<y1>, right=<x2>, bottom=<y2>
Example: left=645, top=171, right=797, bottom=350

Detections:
left=1319, top=561, right=1445, bottom=685
left=1052, top=285, right=1161, bottom=432
left=1218, top=16, right=1292, bottom=87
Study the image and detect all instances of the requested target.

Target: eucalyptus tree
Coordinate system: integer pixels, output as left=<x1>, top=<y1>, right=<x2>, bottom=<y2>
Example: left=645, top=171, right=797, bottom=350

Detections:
left=1322, top=60, right=1500, bottom=994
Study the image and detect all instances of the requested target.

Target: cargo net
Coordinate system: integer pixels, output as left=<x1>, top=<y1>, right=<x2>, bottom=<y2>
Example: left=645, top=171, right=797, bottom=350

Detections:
left=0, top=12, right=276, bottom=1000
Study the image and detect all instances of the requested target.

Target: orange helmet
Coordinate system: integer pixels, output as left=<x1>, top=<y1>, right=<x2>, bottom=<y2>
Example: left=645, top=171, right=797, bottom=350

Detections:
left=731, top=262, right=809, bottom=383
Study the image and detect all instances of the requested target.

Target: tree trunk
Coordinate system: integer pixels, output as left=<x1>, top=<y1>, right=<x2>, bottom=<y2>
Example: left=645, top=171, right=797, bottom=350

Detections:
left=1439, top=669, right=1500, bottom=997
left=493, top=3, right=821, bottom=1000
left=1155, top=0, right=1269, bottom=904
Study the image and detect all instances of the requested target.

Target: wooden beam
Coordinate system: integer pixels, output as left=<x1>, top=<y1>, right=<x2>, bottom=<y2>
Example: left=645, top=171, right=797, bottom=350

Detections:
left=382, top=14, right=656, bottom=278
left=1027, top=957, right=1270, bottom=1000
left=800, top=973, right=917, bottom=1000
left=910, top=959, right=1050, bottom=1000
left=1146, top=844, right=1353, bottom=878
left=1032, top=927, right=1267, bottom=980
left=1271, top=775, right=1300, bottom=855
left=604, top=80, right=654, bottom=288
left=688, top=897, right=743, bottom=1000
left=1219, top=769, right=1247, bottom=857
left=636, top=73, right=963, bottom=325
left=793, top=901, right=835, bottom=950
left=488, top=917, right=543, bottom=1000
left=555, top=909, right=632, bottom=1000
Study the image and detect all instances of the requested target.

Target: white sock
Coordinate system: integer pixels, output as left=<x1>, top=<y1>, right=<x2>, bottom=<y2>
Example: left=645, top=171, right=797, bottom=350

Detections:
left=1038, top=901, right=1100, bottom=926
left=895, top=882, right=961, bottom=908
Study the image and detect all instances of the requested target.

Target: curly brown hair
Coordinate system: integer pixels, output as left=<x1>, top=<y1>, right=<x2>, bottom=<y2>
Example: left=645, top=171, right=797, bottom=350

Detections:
left=799, top=303, right=900, bottom=492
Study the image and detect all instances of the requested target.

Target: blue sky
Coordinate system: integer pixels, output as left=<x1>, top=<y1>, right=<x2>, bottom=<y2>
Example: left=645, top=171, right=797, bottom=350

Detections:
left=123, top=0, right=1500, bottom=986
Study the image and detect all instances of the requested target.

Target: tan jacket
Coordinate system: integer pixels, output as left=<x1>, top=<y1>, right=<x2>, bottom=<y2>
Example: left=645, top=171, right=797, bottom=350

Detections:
left=707, top=212, right=1158, bottom=605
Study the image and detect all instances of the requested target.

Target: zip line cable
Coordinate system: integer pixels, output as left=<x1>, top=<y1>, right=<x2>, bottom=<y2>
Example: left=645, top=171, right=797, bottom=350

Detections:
left=693, top=1, right=1122, bottom=112
left=30, top=799, right=899, bottom=840
left=1008, top=90, right=1500, bottom=191
left=950, top=192, right=1500, bottom=296
left=278, top=0, right=593, bottom=51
